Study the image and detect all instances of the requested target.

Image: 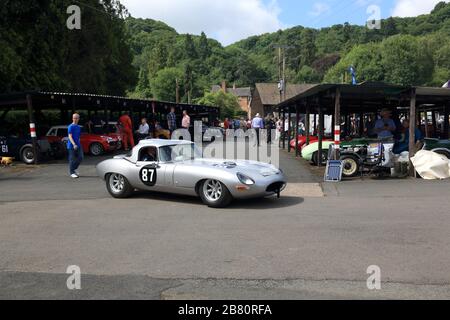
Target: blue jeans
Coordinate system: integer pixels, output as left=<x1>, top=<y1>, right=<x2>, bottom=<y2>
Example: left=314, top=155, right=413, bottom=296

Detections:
left=68, top=147, right=84, bottom=175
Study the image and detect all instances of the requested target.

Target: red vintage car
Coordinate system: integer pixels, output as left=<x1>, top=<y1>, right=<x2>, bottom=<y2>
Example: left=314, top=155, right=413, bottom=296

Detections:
left=46, top=125, right=119, bottom=156
left=290, top=135, right=333, bottom=151
left=91, top=121, right=124, bottom=150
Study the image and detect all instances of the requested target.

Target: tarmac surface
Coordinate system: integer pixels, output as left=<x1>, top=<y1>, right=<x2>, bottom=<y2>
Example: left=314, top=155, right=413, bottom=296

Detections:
left=1, top=148, right=450, bottom=299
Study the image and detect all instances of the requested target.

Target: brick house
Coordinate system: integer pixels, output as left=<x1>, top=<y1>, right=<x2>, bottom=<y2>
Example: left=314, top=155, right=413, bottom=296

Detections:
left=212, top=81, right=252, bottom=118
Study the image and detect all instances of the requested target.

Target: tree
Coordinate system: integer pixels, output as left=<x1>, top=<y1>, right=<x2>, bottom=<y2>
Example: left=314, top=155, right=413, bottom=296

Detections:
left=0, top=0, right=137, bottom=95
left=150, top=67, right=184, bottom=101
left=184, top=34, right=198, bottom=60
left=296, top=66, right=321, bottom=83
left=324, top=43, right=384, bottom=83
left=383, top=17, right=398, bottom=36
left=381, top=35, right=434, bottom=85
left=299, top=29, right=316, bottom=68
left=198, top=31, right=211, bottom=59
left=196, top=91, right=242, bottom=119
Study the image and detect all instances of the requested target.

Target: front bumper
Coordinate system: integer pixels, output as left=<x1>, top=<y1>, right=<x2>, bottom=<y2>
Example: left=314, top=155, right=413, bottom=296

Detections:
left=228, top=173, right=287, bottom=199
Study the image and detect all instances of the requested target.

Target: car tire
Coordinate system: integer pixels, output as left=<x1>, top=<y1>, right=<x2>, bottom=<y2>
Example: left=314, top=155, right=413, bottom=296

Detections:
left=199, top=179, right=233, bottom=208
left=106, top=173, right=133, bottom=198
left=89, top=142, right=104, bottom=156
left=312, top=150, right=328, bottom=166
left=341, top=155, right=360, bottom=177
left=21, top=146, right=35, bottom=165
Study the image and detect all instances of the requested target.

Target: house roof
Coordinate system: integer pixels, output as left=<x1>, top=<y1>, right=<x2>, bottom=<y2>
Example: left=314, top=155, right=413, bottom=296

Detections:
left=211, top=85, right=252, bottom=98
left=254, top=83, right=317, bottom=106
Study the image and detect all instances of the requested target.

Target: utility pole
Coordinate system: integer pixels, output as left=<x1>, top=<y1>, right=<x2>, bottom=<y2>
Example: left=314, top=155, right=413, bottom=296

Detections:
left=175, top=78, right=180, bottom=104
left=273, top=45, right=295, bottom=104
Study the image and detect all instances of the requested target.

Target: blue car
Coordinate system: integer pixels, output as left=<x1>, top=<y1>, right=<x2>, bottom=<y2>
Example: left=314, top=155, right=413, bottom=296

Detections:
left=0, top=132, right=63, bottom=164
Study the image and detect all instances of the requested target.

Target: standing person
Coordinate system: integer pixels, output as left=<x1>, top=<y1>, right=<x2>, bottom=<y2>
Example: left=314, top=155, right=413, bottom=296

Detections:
left=276, top=118, right=282, bottom=141
left=251, top=113, right=264, bottom=146
left=119, top=112, right=134, bottom=151
left=266, top=115, right=276, bottom=144
left=67, top=113, right=83, bottom=179
left=182, top=110, right=191, bottom=129
left=239, top=117, right=247, bottom=131
left=224, top=118, right=230, bottom=130
left=167, top=107, right=177, bottom=134
left=136, top=118, right=150, bottom=142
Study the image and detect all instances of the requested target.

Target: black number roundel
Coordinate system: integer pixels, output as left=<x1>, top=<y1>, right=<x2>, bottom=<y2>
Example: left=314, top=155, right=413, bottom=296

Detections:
left=140, top=165, right=157, bottom=186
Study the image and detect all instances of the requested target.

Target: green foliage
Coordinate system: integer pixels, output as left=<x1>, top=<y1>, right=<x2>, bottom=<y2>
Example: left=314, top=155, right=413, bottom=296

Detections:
left=196, top=91, right=242, bottom=119
left=381, top=35, right=434, bottom=86
left=1, top=1, right=449, bottom=102
left=296, top=66, right=321, bottom=83
left=324, top=43, right=384, bottom=83
left=150, top=67, right=183, bottom=102
left=0, top=0, right=137, bottom=95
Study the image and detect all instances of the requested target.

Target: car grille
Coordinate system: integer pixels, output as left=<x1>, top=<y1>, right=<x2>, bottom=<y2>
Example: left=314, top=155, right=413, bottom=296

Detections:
left=108, top=141, right=118, bottom=147
left=266, top=182, right=286, bottom=193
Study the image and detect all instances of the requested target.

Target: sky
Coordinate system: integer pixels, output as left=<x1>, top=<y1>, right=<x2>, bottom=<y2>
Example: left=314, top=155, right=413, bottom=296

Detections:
left=120, top=0, right=449, bottom=45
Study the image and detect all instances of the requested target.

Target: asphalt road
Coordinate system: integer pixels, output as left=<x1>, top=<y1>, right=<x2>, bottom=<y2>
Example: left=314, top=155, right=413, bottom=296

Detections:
left=1, top=150, right=450, bottom=299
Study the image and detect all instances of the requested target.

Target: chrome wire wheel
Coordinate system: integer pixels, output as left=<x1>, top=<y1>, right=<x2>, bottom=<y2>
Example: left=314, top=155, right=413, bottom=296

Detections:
left=109, top=173, right=125, bottom=194
left=203, top=179, right=223, bottom=202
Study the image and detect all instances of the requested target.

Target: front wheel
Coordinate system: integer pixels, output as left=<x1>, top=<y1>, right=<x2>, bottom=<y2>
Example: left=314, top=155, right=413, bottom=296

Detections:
left=89, top=142, right=104, bottom=156
left=199, top=179, right=233, bottom=208
left=106, top=173, right=134, bottom=198
left=312, top=150, right=328, bottom=166
left=341, top=155, right=360, bottom=177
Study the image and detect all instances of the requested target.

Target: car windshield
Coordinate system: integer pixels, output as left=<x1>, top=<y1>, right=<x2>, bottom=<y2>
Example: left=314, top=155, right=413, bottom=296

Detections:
left=159, top=143, right=202, bottom=162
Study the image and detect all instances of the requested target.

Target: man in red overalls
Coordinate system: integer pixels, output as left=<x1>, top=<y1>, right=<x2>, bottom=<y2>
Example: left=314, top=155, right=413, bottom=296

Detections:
left=118, top=112, right=135, bottom=151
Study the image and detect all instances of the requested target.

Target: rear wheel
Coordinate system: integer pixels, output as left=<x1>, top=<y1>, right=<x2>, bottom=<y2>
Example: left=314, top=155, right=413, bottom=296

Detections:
left=341, top=155, right=360, bottom=177
left=199, top=179, right=233, bottom=208
left=312, top=150, right=328, bottom=166
left=21, top=146, right=35, bottom=164
left=106, top=173, right=133, bottom=198
left=89, top=142, right=104, bottom=156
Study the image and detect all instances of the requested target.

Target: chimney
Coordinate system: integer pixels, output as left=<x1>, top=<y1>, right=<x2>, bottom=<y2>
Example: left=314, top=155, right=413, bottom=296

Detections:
left=221, top=81, right=227, bottom=92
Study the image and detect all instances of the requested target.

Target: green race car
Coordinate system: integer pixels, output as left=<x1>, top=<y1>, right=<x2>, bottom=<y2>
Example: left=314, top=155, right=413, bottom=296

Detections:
left=422, top=138, right=450, bottom=159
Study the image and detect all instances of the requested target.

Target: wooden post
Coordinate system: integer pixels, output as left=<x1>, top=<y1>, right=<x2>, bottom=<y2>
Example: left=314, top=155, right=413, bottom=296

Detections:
left=318, top=103, right=324, bottom=167
left=26, top=94, right=38, bottom=165
left=282, top=109, right=286, bottom=149
left=305, top=104, right=311, bottom=146
left=334, top=88, right=341, bottom=160
left=359, top=109, right=364, bottom=136
left=313, top=114, right=317, bottom=136
left=409, top=88, right=417, bottom=177
left=295, top=106, right=300, bottom=157
left=444, top=103, right=449, bottom=139
left=288, top=108, right=292, bottom=152
left=104, top=102, right=109, bottom=133
left=432, top=110, right=437, bottom=138
left=278, top=106, right=282, bottom=148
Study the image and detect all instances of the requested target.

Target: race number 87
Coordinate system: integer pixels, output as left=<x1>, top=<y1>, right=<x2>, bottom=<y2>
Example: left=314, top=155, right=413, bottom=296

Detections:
left=140, top=166, right=157, bottom=186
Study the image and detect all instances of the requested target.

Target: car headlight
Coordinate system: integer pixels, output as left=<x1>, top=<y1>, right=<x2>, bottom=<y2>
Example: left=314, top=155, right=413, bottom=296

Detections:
left=237, top=172, right=255, bottom=185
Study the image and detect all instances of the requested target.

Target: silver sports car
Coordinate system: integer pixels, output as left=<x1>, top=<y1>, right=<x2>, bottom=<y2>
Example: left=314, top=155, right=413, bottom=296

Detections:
left=96, top=139, right=287, bottom=208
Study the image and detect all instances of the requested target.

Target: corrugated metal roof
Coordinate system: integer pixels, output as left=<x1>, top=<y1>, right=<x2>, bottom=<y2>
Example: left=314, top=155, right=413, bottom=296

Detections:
left=255, top=83, right=317, bottom=106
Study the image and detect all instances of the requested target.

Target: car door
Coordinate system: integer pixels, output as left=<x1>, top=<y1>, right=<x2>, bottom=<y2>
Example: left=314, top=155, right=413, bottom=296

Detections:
left=134, top=147, right=168, bottom=192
